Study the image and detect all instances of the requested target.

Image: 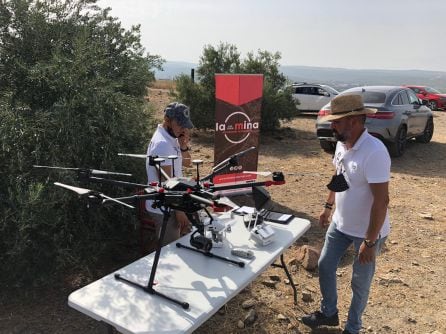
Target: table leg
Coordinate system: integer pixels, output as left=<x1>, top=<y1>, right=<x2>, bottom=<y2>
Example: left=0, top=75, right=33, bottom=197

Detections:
left=100, top=321, right=114, bottom=334
left=271, top=254, right=298, bottom=304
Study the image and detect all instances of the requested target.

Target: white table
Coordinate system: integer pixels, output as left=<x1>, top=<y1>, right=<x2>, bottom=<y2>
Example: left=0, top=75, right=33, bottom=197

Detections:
left=68, top=214, right=311, bottom=334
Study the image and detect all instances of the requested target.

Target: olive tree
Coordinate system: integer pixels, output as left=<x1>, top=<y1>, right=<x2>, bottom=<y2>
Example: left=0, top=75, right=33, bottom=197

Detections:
left=175, top=42, right=296, bottom=131
left=0, top=0, right=162, bottom=286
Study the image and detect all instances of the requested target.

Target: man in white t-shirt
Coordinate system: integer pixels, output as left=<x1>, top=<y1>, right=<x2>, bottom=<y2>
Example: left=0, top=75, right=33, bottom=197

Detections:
left=302, top=94, right=391, bottom=334
left=145, top=102, right=193, bottom=246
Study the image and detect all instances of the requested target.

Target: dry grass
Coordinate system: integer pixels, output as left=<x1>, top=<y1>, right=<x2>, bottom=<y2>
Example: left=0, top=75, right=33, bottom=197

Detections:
left=150, top=79, right=176, bottom=90
left=3, top=89, right=445, bottom=334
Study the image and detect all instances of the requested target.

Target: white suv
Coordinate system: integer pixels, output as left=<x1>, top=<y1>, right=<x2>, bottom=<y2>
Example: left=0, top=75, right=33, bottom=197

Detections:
left=289, top=83, right=339, bottom=113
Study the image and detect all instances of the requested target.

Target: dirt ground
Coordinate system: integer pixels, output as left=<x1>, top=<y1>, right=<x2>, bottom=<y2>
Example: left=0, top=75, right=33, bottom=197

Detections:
left=1, top=88, right=445, bottom=334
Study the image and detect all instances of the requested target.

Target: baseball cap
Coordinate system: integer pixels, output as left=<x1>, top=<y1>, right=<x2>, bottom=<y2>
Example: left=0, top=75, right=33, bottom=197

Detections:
left=164, top=102, right=194, bottom=129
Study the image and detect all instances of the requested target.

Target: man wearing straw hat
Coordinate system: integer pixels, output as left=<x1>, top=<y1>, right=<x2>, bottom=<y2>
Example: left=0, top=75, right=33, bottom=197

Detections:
left=301, top=94, right=391, bottom=334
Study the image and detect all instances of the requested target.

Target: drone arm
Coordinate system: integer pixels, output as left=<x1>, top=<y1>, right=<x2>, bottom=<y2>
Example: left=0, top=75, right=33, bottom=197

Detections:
left=210, top=180, right=285, bottom=192
left=100, top=194, right=135, bottom=209
left=188, top=193, right=215, bottom=207
left=212, top=146, right=256, bottom=171
left=201, top=146, right=256, bottom=183
left=155, top=163, right=171, bottom=181
left=108, top=192, right=160, bottom=204
left=148, top=156, right=172, bottom=181
left=200, top=160, right=230, bottom=182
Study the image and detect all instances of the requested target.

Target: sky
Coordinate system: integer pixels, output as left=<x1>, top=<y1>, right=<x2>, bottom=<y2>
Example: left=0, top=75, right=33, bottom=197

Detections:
left=97, top=0, right=446, bottom=72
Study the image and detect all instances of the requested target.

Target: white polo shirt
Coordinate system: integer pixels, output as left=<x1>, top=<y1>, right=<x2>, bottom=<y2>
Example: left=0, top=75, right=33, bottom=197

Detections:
left=145, top=125, right=183, bottom=213
left=331, top=129, right=391, bottom=238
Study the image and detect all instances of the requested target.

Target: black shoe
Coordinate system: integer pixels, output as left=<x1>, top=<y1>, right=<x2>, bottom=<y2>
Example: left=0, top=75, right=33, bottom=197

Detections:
left=342, top=330, right=353, bottom=334
left=301, top=310, right=339, bottom=328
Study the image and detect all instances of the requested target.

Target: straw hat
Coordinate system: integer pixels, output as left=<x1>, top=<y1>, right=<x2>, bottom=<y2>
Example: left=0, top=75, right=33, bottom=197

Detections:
left=320, top=94, right=377, bottom=122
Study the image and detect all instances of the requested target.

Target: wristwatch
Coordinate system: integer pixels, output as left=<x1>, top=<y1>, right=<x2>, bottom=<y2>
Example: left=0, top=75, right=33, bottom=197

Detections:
left=364, top=239, right=377, bottom=248
left=180, top=146, right=190, bottom=152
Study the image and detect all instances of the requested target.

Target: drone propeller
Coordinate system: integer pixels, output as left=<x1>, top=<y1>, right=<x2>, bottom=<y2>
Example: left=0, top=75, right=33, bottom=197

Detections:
left=118, top=153, right=147, bottom=159
left=100, top=194, right=135, bottom=209
left=243, top=171, right=272, bottom=177
left=54, top=182, right=134, bottom=209
left=54, top=182, right=92, bottom=195
left=214, top=196, right=238, bottom=208
left=33, top=165, right=132, bottom=177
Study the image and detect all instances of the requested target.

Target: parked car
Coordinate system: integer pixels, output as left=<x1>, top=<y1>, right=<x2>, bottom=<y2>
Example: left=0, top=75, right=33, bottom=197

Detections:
left=316, top=86, right=434, bottom=157
left=288, top=82, right=339, bottom=113
left=403, top=85, right=446, bottom=111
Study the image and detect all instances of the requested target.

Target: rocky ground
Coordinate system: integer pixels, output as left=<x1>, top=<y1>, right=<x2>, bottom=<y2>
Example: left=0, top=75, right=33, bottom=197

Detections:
left=1, top=88, right=445, bottom=334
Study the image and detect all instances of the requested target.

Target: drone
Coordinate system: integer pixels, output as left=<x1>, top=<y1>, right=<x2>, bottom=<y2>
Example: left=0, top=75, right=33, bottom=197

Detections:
left=34, top=147, right=286, bottom=309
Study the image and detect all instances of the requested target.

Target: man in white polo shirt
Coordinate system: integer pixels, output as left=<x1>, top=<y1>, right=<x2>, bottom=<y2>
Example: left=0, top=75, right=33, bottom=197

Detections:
left=145, top=102, right=193, bottom=246
left=302, top=94, right=391, bottom=334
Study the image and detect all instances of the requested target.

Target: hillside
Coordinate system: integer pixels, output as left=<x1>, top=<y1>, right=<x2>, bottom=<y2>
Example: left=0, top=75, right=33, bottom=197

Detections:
left=155, top=61, right=446, bottom=92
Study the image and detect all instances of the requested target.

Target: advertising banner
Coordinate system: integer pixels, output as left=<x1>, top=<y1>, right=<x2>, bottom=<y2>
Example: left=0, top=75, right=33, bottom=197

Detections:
left=214, top=74, right=264, bottom=185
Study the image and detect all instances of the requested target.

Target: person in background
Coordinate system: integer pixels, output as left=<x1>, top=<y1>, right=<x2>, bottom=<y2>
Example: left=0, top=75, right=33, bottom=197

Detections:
left=145, top=102, right=193, bottom=245
left=301, top=94, right=391, bottom=334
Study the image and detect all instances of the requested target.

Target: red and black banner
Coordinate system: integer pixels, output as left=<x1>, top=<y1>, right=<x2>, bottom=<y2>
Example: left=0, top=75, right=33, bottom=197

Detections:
left=214, top=74, right=264, bottom=185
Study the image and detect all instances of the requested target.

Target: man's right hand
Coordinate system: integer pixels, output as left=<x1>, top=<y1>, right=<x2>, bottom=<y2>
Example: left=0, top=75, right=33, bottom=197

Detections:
left=319, top=208, right=331, bottom=228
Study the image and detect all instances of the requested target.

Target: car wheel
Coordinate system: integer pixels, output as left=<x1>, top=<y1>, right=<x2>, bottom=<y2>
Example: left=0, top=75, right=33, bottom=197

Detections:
left=428, top=100, right=437, bottom=111
left=319, top=140, right=336, bottom=153
left=415, top=117, right=434, bottom=143
left=389, top=125, right=407, bottom=157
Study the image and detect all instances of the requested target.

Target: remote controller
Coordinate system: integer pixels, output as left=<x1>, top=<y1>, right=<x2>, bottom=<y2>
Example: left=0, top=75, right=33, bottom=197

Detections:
left=231, top=248, right=254, bottom=259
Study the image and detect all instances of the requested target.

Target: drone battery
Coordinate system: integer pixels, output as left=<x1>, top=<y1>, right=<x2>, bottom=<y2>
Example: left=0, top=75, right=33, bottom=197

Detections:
left=231, top=248, right=254, bottom=259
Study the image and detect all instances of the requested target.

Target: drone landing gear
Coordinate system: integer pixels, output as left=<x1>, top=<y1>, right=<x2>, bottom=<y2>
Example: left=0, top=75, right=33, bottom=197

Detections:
left=113, top=273, right=188, bottom=309
left=176, top=242, right=245, bottom=268
left=114, top=209, right=190, bottom=310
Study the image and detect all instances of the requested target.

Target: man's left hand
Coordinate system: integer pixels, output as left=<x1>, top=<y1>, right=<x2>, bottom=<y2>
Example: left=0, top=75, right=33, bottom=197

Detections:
left=358, top=242, right=376, bottom=264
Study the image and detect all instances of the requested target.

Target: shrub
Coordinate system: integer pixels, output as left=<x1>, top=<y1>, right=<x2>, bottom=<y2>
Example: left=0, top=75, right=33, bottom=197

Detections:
left=175, top=42, right=296, bottom=131
left=0, top=0, right=162, bottom=286
left=175, top=74, right=215, bottom=130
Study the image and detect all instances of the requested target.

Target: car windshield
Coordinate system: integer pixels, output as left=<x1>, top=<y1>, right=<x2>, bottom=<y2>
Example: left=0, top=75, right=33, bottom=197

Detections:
left=344, top=91, right=386, bottom=104
left=425, top=87, right=441, bottom=94
left=321, top=85, right=339, bottom=95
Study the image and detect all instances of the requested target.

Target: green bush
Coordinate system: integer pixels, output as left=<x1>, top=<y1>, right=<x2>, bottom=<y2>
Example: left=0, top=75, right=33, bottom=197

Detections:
left=175, top=42, right=296, bottom=131
left=175, top=74, right=215, bottom=130
left=260, top=81, right=297, bottom=131
left=0, top=0, right=162, bottom=287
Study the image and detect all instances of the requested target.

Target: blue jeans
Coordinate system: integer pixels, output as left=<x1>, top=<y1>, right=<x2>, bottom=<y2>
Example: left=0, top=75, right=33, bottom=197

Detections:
left=318, top=222, right=386, bottom=334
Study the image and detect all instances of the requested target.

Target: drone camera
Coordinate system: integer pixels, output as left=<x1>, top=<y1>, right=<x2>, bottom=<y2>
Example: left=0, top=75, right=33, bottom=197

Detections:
left=190, top=234, right=213, bottom=252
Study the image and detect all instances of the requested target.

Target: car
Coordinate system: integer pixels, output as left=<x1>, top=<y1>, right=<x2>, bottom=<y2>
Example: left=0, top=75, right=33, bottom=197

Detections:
left=403, top=85, right=446, bottom=111
left=288, top=82, right=339, bottom=113
left=316, top=86, right=434, bottom=157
